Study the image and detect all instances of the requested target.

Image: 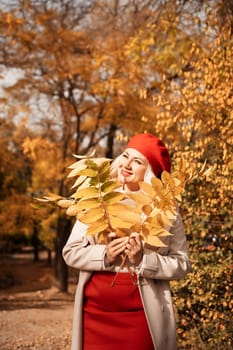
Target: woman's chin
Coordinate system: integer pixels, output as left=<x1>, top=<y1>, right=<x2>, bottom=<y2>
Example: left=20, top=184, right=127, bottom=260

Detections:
left=118, top=175, right=127, bottom=184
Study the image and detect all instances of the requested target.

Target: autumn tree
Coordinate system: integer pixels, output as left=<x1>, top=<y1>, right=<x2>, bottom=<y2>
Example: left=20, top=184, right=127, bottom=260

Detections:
left=0, top=0, right=108, bottom=291
left=0, top=1, right=232, bottom=345
left=0, top=118, right=35, bottom=250
left=119, top=2, right=233, bottom=347
left=126, top=0, right=232, bottom=224
left=1, top=0, right=189, bottom=290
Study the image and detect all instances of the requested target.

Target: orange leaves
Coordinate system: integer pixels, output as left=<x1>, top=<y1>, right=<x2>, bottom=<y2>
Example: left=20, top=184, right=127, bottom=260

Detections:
left=39, top=152, right=211, bottom=248
left=137, top=158, right=213, bottom=245
left=22, top=136, right=64, bottom=194
left=172, top=244, right=233, bottom=349
left=58, top=29, right=86, bottom=44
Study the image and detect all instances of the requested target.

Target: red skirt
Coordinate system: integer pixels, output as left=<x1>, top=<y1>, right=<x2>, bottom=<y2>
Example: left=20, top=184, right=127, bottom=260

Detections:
left=83, top=271, right=154, bottom=350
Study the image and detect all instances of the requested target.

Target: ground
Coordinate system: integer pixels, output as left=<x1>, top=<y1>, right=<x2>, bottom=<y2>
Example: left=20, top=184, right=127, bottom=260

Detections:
left=0, top=249, right=77, bottom=350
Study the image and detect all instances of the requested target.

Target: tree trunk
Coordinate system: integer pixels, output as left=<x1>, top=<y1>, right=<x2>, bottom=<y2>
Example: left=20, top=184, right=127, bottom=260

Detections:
left=54, top=214, right=72, bottom=292
left=106, top=123, right=117, bottom=158
left=46, top=249, right=52, bottom=266
left=32, top=220, right=40, bottom=262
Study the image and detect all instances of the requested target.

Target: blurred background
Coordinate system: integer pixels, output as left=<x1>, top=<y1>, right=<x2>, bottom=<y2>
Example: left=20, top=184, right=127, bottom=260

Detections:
left=0, top=1, right=232, bottom=349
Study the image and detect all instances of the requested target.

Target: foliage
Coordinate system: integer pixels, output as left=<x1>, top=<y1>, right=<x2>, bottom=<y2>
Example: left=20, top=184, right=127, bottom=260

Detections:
left=22, top=135, right=68, bottom=251
left=22, top=136, right=65, bottom=193
left=0, top=118, right=34, bottom=240
left=0, top=0, right=232, bottom=342
left=39, top=211, right=57, bottom=250
left=172, top=246, right=233, bottom=349
left=39, top=153, right=212, bottom=248
left=0, top=192, right=34, bottom=238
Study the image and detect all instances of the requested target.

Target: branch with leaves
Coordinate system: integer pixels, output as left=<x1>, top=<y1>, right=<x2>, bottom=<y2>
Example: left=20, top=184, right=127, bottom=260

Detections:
left=38, top=152, right=213, bottom=248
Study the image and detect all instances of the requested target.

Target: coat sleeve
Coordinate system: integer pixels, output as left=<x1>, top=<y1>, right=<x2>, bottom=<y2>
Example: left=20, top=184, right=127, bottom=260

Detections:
left=62, top=220, right=115, bottom=272
left=137, top=212, right=192, bottom=280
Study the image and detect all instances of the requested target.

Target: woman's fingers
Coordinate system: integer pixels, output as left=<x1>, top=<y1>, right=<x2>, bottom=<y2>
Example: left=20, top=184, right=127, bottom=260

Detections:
left=125, top=233, right=143, bottom=266
left=107, top=232, right=117, bottom=242
left=126, top=233, right=142, bottom=250
left=105, top=233, right=143, bottom=266
left=105, top=237, right=128, bottom=264
left=129, top=232, right=141, bottom=244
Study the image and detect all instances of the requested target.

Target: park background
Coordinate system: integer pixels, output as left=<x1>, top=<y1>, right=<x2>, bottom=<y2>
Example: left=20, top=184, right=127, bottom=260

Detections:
left=0, top=0, right=232, bottom=349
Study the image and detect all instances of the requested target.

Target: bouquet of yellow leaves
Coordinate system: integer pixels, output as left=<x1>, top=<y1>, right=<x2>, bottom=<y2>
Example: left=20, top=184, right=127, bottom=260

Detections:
left=39, top=151, right=213, bottom=248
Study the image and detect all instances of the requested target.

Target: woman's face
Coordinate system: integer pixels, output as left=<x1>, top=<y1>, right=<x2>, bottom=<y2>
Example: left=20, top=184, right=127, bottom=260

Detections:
left=117, top=148, right=149, bottom=191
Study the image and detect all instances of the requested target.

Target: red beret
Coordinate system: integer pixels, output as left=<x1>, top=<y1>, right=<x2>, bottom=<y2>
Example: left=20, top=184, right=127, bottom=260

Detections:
left=126, top=133, right=171, bottom=177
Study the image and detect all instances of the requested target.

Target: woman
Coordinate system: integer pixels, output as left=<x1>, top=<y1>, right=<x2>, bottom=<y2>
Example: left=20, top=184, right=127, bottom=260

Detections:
left=63, top=133, right=192, bottom=350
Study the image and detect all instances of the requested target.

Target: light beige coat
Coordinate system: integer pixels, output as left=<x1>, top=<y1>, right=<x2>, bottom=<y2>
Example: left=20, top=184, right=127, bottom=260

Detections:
left=63, top=212, right=192, bottom=350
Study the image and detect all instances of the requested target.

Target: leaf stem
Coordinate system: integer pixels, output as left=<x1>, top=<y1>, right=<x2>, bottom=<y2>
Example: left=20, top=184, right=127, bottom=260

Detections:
left=93, top=170, right=115, bottom=234
left=111, top=254, right=138, bottom=287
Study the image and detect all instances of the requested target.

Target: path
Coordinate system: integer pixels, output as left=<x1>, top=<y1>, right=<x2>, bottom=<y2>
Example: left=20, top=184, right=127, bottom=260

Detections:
left=0, top=250, right=76, bottom=350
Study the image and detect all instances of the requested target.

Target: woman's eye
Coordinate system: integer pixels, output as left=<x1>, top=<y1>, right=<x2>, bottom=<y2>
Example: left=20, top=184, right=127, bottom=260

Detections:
left=122, top=153, right=128, bottom=158
left=135, top=159, right=142, bottom=165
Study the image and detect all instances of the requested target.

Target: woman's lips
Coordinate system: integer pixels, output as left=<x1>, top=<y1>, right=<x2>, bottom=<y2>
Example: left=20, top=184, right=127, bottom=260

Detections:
left=121, top=169, right=132, bottom=177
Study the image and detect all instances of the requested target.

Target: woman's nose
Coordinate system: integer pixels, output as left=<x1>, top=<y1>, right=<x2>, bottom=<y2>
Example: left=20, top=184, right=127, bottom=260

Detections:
left=124, top=158, right=132, bottom=168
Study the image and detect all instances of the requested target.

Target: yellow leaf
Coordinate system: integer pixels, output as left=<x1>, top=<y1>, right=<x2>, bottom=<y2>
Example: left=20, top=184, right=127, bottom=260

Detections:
left=68, top=161, right=79, bottom=169
left=103, top=192, right=125, bottom=204
left=109, top=216, right=134, bottom=229
left=143, top=217, right=171, bottom=237
left=198, top=159, right=207, bottom=176
left=139, top=181, right=156, bottom=197
left=175, top=194, right=182, bottom=202
left=78, top=168, right=97, bottom=177
left=171, top=171, right=186, bottom=185
left=161, top=171, right=171, bottom=184
left=34, top=197, right=50, bottom=202
left=151, top=177, right=164, bottom=191
left=142, top=204, right=152, bottom=215
left=150, top=207, right=162, bottom=217
left=57, top=199, right=74, bottom=208
left=98, top=160, right=111, bottom=173
left=101, top=180, right=120, bottom=193
left=129, top=191, right=152, bottom=205
left=203, top=166, right=214, bottom=177
left=73, top=178, right=91, bottom=191
left=66, top=204, right=79, bottom=216
left=141, top=225, right=150, bottom=236
left=107, top=202, right=136, bottom=213
left=157, top=212, right=173, bottom=228
left=97, top=232, right=107, bottom=243
left=71, top=175, right=87, bottom=189
left=131, top=223, right=142, bottom=233
left=156, top=230, right=172, bottom=237
left=72, top=187, right=99, bottom=199
left=75, top=198, right=100, bottom=210
left=164, top=209, right=176, bottom=220
left=67, top=160, right=87, bottom=176
left=43, top=193, right=63, bottom=201
left=145, top=235, right=167, bottom=247
left=86, top=157, right=111, bottom=165
left=114, top=227, right=131, bottom=237
left=86, top=220, right=109, bottom=236
left=177, top=155, right=186, bottom=173
left=78, top=207, right=104, bottom=224
left=173, top=186, right=184, bottom=196
left=145, top=220, right=163, bottom=233
left=108, top=207, right=140, bottom=224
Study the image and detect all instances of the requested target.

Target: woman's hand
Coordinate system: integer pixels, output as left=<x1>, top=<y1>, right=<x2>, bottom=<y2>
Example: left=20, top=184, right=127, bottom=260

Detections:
left=125, top=232, right=143, bottom=266
left=105, top=232, right=128, bottom=265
